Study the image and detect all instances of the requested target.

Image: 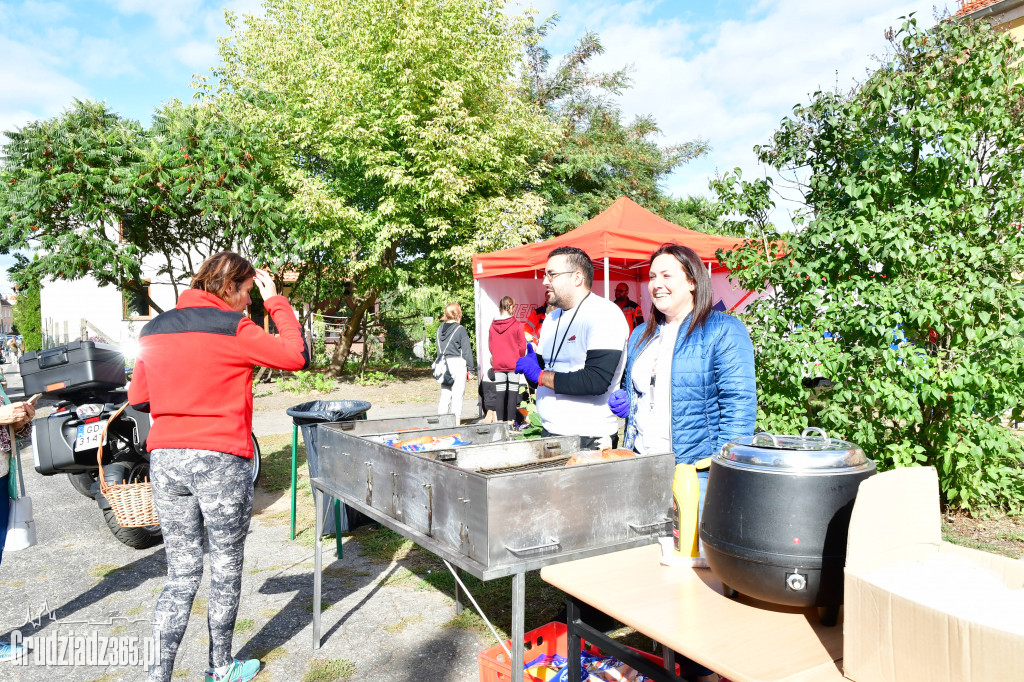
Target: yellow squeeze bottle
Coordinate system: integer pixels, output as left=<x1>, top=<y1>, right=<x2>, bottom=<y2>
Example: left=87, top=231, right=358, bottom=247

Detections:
left=672, top=463, right=700, bottom=558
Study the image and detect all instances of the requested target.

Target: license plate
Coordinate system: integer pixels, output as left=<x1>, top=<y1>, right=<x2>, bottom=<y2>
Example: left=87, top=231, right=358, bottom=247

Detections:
left=75, top=422, right=107, bottom=452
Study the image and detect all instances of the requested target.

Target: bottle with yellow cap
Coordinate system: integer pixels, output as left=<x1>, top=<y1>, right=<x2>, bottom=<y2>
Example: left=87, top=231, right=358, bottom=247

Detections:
left=671, top=463, right=700, bottom=558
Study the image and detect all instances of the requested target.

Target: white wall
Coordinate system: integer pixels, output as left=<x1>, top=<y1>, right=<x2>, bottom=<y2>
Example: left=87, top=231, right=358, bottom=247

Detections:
left=40, top=273, right=182, bottom=347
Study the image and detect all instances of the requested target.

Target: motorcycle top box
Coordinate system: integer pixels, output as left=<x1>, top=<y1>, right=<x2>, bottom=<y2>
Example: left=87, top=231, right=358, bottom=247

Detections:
left=20, top=341, right=126, bottom=397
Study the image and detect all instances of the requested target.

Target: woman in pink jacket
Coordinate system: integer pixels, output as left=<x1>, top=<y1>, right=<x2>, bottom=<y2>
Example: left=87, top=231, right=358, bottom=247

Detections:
left=488, top=296, right=527, bottom=422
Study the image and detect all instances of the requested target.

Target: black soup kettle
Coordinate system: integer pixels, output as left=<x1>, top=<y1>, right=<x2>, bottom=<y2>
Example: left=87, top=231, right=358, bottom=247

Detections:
left=699, top=428, right=875, bottom=625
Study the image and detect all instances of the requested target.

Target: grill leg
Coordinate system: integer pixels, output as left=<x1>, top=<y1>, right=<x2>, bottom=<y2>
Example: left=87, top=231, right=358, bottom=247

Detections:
left=566, top=598, right=582, bottom=682
left=512, top=572, right=525, bottom=682
left=455, top=567, right=464, bottom=615
left=313, top=486, right=323, bottom=650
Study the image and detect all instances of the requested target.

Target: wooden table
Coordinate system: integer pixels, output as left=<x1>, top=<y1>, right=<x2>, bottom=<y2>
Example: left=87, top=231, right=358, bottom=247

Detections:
left=541, top=544, right=845, bottom=682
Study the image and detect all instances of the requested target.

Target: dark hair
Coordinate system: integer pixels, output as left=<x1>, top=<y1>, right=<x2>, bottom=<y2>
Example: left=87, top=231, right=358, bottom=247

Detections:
left=498, top=296, right=515, bottom=314
left=190, top=252, right=256, bottom=302
left=548, top=246, right=594, bottom=288
left=638, top=243, right=713, bottom=348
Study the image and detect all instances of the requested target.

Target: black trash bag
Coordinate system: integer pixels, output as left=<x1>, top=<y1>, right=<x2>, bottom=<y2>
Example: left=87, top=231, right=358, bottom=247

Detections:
left=285, top=400, right=372, bottom=426
left=286, top=400, right=372, bottom=533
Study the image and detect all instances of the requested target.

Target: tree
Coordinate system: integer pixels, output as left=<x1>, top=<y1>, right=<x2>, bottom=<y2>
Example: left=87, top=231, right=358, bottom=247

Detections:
left=0, top=99, right=292, bottom=307
left=722, top=16, right=1024, bottom=509
left=12, top=276, right=41, bottom=352
left=523, top=16, right=710, bottom=233
left=214, top=0, right=557, bottom=374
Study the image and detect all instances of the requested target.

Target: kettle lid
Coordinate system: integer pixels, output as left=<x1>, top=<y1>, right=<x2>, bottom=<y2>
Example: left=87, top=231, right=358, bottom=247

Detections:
left=718, top=428, right=871, bottom=471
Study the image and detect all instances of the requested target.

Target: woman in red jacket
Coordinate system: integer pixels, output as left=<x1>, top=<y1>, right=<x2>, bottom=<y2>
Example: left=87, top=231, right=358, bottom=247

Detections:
left=129, top=252, right=307, bottom=682
left=488, top=296, right=526, bottom=422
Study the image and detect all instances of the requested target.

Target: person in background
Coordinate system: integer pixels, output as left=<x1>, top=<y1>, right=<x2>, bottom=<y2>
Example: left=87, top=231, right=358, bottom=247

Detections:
left=523, top=301, right=553, bottom=344
left=0, top=391, right=35, bottom=663
left=614, top=283, right=644, bottom=333
left=128, top=252, right=308, bottom=682
left=516, top=246, right=629, bottom=449
left=608, top=243, right=754, bottom=682
left=488, top=296, right=527, bottom=422
left=436, top=302, right=476, bottom=418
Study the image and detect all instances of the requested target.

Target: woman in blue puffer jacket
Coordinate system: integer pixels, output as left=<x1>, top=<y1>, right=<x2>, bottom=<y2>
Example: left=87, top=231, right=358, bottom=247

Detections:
left=608, top=242, right=755, bottom=681
left=609, top=242, right=757, bottom=462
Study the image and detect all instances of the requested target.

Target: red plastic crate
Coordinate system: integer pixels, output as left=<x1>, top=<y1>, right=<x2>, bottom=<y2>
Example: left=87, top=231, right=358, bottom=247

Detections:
left=477, top=621, right=681, bottom=682
left=478, top=621, right=569, bottom=682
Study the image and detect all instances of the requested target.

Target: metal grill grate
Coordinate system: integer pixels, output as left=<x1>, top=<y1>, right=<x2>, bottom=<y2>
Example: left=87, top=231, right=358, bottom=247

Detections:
left=476, top=455, right=570, bottom=476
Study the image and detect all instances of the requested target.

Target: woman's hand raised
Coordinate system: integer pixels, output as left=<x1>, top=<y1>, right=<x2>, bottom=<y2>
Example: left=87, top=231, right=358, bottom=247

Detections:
left=254, top=269, right=279, bottom=301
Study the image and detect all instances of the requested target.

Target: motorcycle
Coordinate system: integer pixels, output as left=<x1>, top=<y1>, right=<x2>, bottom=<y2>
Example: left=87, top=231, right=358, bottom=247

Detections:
left=23, top=344, right=261, bottom=549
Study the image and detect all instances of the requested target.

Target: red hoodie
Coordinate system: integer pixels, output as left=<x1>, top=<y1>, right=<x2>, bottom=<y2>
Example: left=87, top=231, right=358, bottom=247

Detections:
left=128, top=289, right=308, bottom=458
left=488, top=316, right=526, bottom=372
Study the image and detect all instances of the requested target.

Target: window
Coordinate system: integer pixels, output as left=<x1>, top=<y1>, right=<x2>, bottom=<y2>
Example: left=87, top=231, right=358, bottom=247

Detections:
left=123, top=280, right=151, bottom=320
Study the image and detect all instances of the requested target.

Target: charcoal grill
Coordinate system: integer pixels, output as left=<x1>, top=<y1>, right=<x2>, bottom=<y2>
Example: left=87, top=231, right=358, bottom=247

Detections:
left=311, top=423, right=674, bottom=678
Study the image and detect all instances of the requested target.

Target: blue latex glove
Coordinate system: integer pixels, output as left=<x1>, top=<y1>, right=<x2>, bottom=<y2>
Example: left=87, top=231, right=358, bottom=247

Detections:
left=515, top=345, right=543, bottom=384
left=608, top=389, right=629, bottom=418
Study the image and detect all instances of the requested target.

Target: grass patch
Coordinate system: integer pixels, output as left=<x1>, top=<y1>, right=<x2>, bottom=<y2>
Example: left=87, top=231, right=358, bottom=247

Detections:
left=125, top=604, right=145, bottom=616
left=259, top=608, right=281, bottom=619
left=88, top=675, right=120, bottom=682
left=172, top=670, right=190, bottom=679
left=998, top=529, right=1024, bottom=543
left=354, top=525, right=417, bottom=563
left=234, top=618, right=255, bottom=633
left=445, top=609, right=490, bottom=637
left=191, top=599, right=208, bottom=616
left=151, top=585, right=163, bottom=594
left=253, top=646, right=289, bottom=664
left=383, top=614, right=424, bottom=634
left=110, top=625, right=127, bottom=635
left=942, top=533, right=1017, bottom=557
left=323, top=566, right=370, bottom=578
left=89, top=564, right=121, bottom=578
left=302, top=658, right=356, bottom=682
left=378, top=566, right=424, bottom=588
left=349, top=525, right=566, bottom=638
left=303, top=599, right=334, bottom=613
left=295, top=527, right=336, bottom=548
left=257, top=434, right=306, bottom=493
left=249, top=564, right=287, bottom=574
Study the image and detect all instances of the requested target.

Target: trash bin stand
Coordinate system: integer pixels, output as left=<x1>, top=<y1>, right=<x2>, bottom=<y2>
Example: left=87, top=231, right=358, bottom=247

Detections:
left=291, top=422, right=343, bottom=558
left=291, top=425, right=298, bottom=541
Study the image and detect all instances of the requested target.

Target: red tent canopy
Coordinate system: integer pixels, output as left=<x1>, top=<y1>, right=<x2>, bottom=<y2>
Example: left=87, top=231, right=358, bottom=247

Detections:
left=472, top=196, right=747, bottom=279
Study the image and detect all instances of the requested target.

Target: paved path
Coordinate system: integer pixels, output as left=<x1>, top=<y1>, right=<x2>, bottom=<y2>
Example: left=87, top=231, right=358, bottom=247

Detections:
left=0, top=365, right=489, bottom=682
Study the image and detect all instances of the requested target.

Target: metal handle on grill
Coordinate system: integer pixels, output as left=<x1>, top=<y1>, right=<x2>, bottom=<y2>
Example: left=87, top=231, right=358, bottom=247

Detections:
left=504, top=538, right=560, bottom=556
left=627, top=518, right=671, bottom=535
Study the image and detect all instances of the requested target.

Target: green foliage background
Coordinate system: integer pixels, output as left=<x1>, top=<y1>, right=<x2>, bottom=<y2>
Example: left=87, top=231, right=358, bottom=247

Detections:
left=12, top=281, right=41, bottom=352
left=724, top=17, right=1024, bottom=510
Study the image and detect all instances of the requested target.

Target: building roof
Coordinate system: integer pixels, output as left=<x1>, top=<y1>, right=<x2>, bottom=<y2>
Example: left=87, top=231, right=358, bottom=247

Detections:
left=957, top=0, right=1006, bottom=17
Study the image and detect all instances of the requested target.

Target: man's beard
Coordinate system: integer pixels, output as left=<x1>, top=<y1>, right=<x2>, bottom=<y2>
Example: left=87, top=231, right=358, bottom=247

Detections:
left=546, top=289, right=568, bottom=310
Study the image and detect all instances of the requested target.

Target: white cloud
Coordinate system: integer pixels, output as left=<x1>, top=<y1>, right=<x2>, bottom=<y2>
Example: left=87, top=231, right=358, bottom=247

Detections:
left=103, top=0, right=206, bottom=37
left=531, top=0, right=950, bottom=224
left=0, top=37, right=90, bottom=133
left=76, top=37, right=139, bottom=79
left=174, top=40, right=219, bottom=70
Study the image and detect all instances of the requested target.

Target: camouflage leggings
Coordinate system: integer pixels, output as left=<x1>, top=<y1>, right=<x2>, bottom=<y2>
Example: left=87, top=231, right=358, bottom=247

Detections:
left=147, top=448, right=254, bottom=682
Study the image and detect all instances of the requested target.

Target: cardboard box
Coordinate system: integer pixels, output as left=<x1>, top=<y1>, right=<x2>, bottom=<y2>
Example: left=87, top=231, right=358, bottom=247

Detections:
left=843, top=466, right=1024, bottom=681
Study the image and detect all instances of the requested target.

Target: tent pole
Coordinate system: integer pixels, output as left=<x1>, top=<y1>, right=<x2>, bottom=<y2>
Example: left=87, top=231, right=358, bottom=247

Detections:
left=604, top=257, right=610, bottom=300
left=474, top=278, right=482, bottom=378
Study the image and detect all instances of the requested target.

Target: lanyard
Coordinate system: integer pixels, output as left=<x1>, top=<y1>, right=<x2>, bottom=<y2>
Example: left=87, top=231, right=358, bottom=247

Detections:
left=548, top=293, right=589, bottom=369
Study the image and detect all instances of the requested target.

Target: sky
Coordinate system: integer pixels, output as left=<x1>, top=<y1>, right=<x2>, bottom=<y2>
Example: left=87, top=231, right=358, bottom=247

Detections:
left=0, top=0, right=955, bottom=293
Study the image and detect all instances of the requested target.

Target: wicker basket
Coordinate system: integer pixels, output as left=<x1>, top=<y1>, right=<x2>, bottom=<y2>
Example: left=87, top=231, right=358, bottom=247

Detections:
left=98, top=402, right=159, bottom=528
